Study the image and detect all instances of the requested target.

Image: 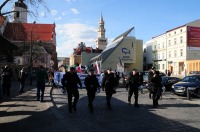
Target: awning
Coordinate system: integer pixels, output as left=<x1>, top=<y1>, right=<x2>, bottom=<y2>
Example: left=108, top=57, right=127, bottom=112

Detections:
left=0, top=34, right=18, bottom=50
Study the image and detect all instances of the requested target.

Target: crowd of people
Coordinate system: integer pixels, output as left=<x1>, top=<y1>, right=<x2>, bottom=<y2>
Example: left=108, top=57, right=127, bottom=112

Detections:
left=0, top=64, right=163, bottom=113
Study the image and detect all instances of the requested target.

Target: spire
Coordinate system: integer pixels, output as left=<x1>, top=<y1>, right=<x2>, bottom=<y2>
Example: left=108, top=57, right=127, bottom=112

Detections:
left=100, top=13, right=103, bottom=22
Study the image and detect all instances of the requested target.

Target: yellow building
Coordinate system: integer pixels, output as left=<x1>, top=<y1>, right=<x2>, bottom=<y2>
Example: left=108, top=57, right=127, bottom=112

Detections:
left=91, top=27, right=143, bottom=72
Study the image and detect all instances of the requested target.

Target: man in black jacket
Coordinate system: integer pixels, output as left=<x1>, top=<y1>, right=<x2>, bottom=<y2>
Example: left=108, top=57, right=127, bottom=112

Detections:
left=1, top=65, right=13, bottom=96
left=84, top=68, right=100, bottom=113
left=101, top=69, right=116, bottom=110
left=127, top=68, right=140, bottom=107
left=62, top=67, right=82, bottom=113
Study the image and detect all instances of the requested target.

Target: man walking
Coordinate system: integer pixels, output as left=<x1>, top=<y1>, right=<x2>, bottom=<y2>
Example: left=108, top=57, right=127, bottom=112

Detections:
left=127, top=68, right=140, bottom=107
left=19, top=67, right=27, bottom=93
left=36, top=65, right=48, bottom=102
left=84, top=68, right=100, bottom=113
left=62, top=67, right=82, bottom=113
left=1, top=65, right=13, bottom=96
left=101, top=69, right=116, bottom=110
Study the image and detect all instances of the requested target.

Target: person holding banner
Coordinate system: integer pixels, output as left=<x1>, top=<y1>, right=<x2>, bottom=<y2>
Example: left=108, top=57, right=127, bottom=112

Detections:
left=84, top=68, right=100, bottom=113
left=62, top=67, right=82, bottom=113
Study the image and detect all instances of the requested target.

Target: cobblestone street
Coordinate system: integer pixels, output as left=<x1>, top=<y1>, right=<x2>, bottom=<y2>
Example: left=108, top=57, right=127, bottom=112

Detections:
left=0, top=82, right=200, bottom=132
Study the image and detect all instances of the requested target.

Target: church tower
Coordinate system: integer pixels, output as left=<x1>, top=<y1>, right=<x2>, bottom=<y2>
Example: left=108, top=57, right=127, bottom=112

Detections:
left=96, top=14, right=107, bottom=50
left=12, top=0, right=28, bottom=23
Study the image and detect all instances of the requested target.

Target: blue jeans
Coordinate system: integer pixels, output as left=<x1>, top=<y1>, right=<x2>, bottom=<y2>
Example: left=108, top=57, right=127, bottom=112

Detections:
left=36, top=82, right=45, bottom=101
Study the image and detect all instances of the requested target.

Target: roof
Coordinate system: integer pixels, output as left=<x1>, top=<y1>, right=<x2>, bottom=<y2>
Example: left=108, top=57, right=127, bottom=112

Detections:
left=91, top=27, right=134, bottom=63
left=112, top=27, right=134, bottom=42
left=0, top=34, right=18, bottom=50
left=3, top=23, right=56, bottom=43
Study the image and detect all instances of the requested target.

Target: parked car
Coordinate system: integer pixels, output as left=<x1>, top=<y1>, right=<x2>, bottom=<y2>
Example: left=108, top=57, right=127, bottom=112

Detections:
left=171, top=75, right=200, bottom=96
left=188, top=71, right=200, bottom=76
left=161, top=76, right=181, bottom=91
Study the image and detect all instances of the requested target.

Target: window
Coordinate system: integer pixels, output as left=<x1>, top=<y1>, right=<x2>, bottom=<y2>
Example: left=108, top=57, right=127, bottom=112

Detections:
left=154, top=45, right=156, bottom=50
left=174, top=50, right=177, bottom=57
left=158, top=44, right=160, bottom=49
left=158, top=54, right=160, bottom=60
left=174, top=38, right=177, bottom=45
left=18, top=59, right=20, bottom=64
left=162, top=53, right=165, bottom=59
left=162, top=64, right=165, bottom=70
left=16, top=12, right=19, bottom=18
left=180, top=49, right=183, bottom=56
left=169, top=33, right=171, bottom=36
left=169, top=51, right=171, bottom=58
left=180, top=36, right=183, bottom=43
left=174, top=31, right=176, bottom=34
left=162, top=42, right=165, bottom=48
left=180, top=29, right=182, bottom=32
left=144, top=49, right=146, bottom=53
left=168, top=40, right=171, bottom=46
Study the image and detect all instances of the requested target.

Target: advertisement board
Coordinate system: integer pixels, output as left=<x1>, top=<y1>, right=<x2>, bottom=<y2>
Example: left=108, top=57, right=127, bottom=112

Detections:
left=187, top=26, right=200, bottom=50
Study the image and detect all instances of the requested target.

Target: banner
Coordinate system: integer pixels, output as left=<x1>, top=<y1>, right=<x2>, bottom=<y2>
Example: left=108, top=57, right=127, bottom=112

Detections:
left=187, top=26, right=200, bottom=50
left=53, top=72, right=102, bottom=88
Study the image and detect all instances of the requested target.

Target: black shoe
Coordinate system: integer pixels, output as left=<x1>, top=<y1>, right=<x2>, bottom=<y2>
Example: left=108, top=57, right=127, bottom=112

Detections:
left=69, top=109, right=72, bottom=113
left=73, top=105, right=77, bottom=111
left=107, top=106, right=112, bottom=110
left=134, top=103, right=139, bottom=107
left=40, top=100, right=45, bottom=102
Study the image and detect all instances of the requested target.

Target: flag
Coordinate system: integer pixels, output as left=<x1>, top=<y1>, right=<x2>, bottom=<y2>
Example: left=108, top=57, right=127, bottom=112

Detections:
left=76, top=63, right=81, bottom=73
left=119, top=57, right=123, bottom=68
left=95, top=61, right=100, bottom=74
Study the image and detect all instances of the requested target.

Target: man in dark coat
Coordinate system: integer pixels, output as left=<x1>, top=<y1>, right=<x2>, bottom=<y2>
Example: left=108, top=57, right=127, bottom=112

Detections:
left=1, top=65, right=13, bottom=96
left=62, top=67, right=82, bottom=113
left=101, top=69, right=116, bottom=110
left=36, top=65, right=48, bottom=102
left=148, top=67, right=156, bottom=98
left=127, top=68, right=140, bottom=107
left=151, top=70, right=162, bottom=108
left=84, top=68, right=100, bottom=113
left=19, top=67, right=27, bottom=93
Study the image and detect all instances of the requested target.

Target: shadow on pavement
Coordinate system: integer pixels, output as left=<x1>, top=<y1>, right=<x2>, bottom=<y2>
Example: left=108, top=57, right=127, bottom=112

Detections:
left=51, top=89, right=200, bottom=132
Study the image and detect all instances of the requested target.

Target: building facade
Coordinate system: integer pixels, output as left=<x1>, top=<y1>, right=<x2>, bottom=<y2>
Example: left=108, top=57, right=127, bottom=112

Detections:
left=144, top=19, right=200, bottom=75
left=2, top=0, right=57, bottom=70
left=91, top=27, right=143, bottom=72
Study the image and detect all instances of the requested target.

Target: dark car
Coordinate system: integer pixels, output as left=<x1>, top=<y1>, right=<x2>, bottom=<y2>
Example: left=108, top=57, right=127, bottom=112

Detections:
left=171, top=75, right=200, bottom=96
left=161, top=76, right=181, bottom=91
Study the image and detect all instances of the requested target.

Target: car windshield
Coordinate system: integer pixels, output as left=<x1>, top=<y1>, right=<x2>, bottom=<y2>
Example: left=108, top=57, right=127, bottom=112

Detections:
left=182, top=76, right=200, bottom=83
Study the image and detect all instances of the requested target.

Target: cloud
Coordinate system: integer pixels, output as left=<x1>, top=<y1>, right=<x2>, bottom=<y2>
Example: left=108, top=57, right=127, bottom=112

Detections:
left=66, top=0, right=76, bottom=3
left=70, top=8, right=80, bottom=15
left=39, top=11, right=46, bottom=17
left=55, top=17, right=62, bottom=21
left=56, top=23, right=97, bottom=57
left=51, top=9, right=58, bottom=16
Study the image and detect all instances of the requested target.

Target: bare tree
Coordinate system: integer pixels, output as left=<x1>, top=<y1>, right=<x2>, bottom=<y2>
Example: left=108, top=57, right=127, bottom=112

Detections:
left=0, top=0, right=48, bottom=17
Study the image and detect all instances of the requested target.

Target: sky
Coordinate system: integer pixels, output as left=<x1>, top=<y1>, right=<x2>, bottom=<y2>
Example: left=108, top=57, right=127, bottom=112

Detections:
left=2, top=0, right=200, bottom=57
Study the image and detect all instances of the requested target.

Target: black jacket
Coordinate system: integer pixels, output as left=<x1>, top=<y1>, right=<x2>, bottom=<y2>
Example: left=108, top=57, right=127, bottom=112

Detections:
left=84, top=74, right=100, bottom=91
left=61, top=72, right=82, bottom=89
left=101, top=73, right=115, bottom=89
left=128, top=73, right=140, bottom=88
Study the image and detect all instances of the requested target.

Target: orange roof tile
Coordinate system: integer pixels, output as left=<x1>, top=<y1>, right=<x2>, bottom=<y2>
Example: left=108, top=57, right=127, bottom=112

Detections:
left=3, top=22, right=56, bottom=43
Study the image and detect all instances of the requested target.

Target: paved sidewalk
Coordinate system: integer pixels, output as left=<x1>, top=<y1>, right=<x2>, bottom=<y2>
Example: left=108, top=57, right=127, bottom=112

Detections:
left=0, top=82, right=200, bottom=132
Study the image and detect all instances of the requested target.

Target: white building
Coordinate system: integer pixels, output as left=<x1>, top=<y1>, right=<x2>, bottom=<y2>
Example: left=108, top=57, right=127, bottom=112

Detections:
left=144, top=19, right=200, bottom=76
